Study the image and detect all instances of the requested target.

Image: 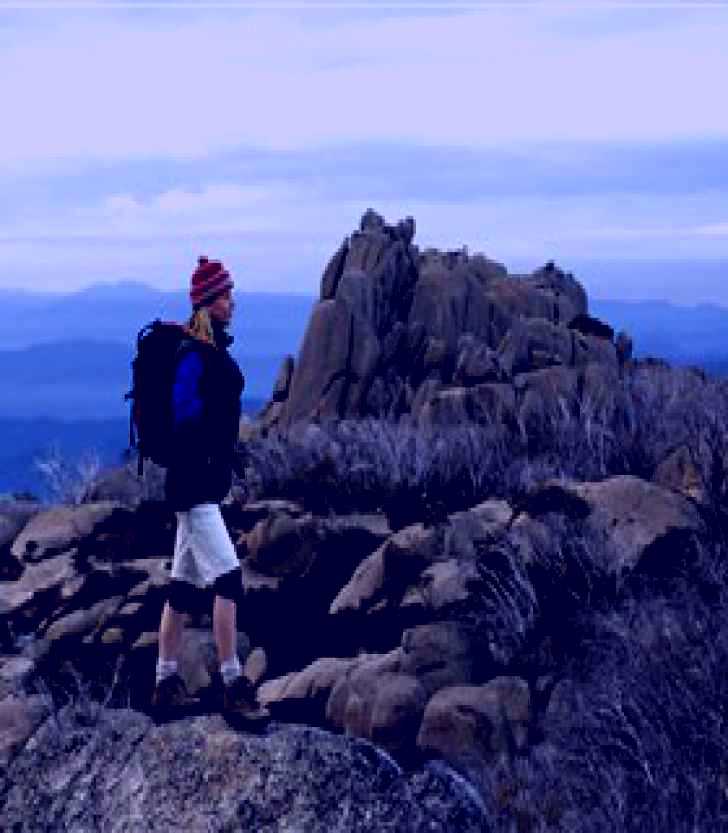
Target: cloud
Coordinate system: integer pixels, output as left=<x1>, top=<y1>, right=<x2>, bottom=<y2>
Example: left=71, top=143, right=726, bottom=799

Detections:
left=0, top=179, right=347, bottom=292
left=97, top=183, right=298, bottom=236
left=2, top=6, right=728, bottom=171
left=0, top=181, right=311, bottom=242
left=2, top=180, right=719, bottom=250
left=2, top=6, right=727, bottom=298
left=3, top=178, right=728, bottom=297
left=4, top=138, right=727, bottom=222
left=694, top=222, right=728, bottom=238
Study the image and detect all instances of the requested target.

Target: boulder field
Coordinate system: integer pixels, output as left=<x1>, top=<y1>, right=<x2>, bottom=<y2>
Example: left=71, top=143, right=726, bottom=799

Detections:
left=0, top=470, right=707, bottom=823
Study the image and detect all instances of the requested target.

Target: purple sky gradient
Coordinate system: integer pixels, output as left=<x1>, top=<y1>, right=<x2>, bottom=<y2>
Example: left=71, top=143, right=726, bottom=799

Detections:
left=1, top=3, right=727, bottom=301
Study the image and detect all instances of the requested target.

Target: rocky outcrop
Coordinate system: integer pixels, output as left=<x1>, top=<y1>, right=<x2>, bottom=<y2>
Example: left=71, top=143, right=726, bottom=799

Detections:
left=10, top=502, right=120, bottom=564
left=0, top=706, right=487, bottom=832
left=0, top=449, right=710, bottom=800
left=0, top=693, right=47, bottom=767
left=400, top=622, right=476, bottom=697
left=652, top=445, right=706, bottom=503
left=327, top=659, right=427, bottom=759
left=237, top=508, right=392, bottom=673
left=416, top=677, right=532, bottom=770
left=258, top=656, right=359, bottom=724
left=331, top=501, right=509, bottom=617
left=516, top=476, right=704, bottom=576
left=260, top=210, right=621, bottom=433
left=3, top=212, right=720, bottom=825
left=238, top=473, right=708, bottom=762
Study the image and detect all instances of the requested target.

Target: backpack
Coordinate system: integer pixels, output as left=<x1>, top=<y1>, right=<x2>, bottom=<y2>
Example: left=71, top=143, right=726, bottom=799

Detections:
left=124, top=318, right=192, bottom=476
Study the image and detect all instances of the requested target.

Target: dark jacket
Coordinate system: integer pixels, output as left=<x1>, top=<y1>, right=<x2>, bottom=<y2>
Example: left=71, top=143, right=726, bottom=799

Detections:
left=164, top=319, right=244, bottom=511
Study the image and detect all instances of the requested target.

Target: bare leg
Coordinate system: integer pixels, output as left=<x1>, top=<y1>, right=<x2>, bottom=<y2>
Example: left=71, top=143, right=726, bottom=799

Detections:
left=213, top=595, right=237, bottom=664
left=158, top=601, right=185, bottom=662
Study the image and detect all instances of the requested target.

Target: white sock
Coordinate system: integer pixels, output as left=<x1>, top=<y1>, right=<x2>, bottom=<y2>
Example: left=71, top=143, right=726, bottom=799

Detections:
left=156, top=658, right=178, bottom=684
left=220, top=656, right=242, bottom=686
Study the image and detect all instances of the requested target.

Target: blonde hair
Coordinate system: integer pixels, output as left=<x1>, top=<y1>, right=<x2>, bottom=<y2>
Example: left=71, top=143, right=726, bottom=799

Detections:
left=186, top=306, right=216, bottom=346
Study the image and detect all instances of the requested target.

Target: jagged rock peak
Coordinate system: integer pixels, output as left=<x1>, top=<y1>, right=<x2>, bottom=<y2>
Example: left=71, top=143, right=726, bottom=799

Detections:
left=418, top=245, right=508, bottom=278
left=358, top=208, right=416, bottom=246
left=262, top=209, right=622, bottom=430
left=360, top=208, right=386, bottom=232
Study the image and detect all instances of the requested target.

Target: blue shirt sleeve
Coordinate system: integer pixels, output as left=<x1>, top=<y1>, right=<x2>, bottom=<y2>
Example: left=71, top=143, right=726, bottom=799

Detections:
left=172, top=350, right=204, bottom=426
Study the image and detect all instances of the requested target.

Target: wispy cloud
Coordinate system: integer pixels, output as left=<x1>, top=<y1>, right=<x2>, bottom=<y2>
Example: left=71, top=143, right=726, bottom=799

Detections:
left=2, top=6, right=728, bottom=172
left=2, top=180, right=728, bottom=294
left=694, top=222, right=728, bottom=238
left=2, top=5, right=727, bottom=299
left=98, top=183, right=297, bottom=236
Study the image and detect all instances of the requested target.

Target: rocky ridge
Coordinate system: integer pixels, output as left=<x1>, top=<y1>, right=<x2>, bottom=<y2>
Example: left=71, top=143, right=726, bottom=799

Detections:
left=0, top=470, right=710, bottom=829
left=1, top=211, right=725, bottom=832
left=260, top=209, right=631, bottom=433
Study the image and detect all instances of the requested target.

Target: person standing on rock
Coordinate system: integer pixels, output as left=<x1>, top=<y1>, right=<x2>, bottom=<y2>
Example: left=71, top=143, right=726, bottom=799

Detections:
left=151, top=256, right=261, bottom=717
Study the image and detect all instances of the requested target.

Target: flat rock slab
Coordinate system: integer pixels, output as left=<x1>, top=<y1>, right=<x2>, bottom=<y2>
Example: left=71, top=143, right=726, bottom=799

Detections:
left=522, top=475, right=704, bottom=575
left=0, top=693, right=47, bottom=767
left=0, top=655, right=35, bottom=698
left=0, top=501, right=42, bottom=551
left=1, top=706, right=488, bottom=832
left=330, top=523, right=437, bottom=616
left=417, top=677, right=531, bottom=770
left=0, top=551, right=76, bottom=618
left=11, top=502, right=120, bottom=564
left=259, top=656, right=358, bottom=723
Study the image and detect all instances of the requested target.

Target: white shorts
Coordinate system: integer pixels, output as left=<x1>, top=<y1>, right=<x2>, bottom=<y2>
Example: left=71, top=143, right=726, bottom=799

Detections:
left=172, top=503, right=239, bottom=588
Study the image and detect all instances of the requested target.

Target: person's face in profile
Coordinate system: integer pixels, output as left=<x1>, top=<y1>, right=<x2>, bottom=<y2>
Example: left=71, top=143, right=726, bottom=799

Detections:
left=208, top=287, right=234, bottom=326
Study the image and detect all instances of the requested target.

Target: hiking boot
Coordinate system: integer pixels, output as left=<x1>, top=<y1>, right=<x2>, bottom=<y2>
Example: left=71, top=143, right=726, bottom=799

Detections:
left=151, top=673, right=198, bottom=711
left=223, top=674, right=269, bottom=722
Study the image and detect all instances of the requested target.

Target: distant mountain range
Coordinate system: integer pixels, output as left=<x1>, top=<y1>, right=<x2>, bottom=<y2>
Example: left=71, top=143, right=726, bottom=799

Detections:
left=0, top=281, right=315, bottom=353
left=1, top=282, right=727, bottom=419
left=2, top=279, right=728, bottom=498
left=0, top=341, right=289, bottom=420
left=590, top=298, right=728, bottom=370
left=0, top=282, right=313, bottom=495
left=0, top=283, right=315, bottom=418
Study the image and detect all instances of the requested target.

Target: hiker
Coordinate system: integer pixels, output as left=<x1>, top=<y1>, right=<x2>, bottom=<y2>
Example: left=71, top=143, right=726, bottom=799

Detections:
left=151, top=256, right=257, bottom=715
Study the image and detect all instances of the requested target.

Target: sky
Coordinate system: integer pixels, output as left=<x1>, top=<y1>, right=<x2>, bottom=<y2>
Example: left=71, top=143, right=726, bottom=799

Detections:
left=1, top=0, right=728, bottom=303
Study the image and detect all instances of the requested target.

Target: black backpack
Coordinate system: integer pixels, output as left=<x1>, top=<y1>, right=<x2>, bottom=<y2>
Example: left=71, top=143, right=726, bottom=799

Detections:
left=124, top=319, right=192, bottom=476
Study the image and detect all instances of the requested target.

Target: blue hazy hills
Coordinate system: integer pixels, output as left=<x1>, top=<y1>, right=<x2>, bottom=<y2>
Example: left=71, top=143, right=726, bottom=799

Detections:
left=2, top=277, right=728, bottom=497
left=0, top=283, right=315, bottom=417
left=0, top=283, right=313, bottom=496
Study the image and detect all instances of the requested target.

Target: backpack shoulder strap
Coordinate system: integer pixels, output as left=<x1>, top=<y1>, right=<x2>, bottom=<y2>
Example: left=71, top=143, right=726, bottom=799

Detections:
left=175, top=334, right=205, bottom=363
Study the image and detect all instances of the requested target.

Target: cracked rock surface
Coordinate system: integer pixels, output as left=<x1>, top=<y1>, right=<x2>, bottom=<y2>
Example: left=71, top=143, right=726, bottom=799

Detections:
left=0, top=706, right=487, bottom=833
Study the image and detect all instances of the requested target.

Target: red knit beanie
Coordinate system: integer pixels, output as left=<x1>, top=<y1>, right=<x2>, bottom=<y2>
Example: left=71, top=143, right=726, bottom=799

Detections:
left=189, top=256, right=234, bottom=310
